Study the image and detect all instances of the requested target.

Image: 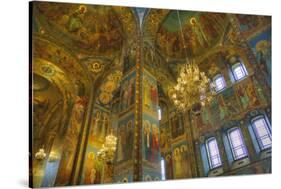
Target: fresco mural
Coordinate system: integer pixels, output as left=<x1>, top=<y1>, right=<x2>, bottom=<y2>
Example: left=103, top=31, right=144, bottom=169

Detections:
left=143, top=70, right=158, bottom=113
left=252, top=76, right=268, bottom=105
left=142, top=168, right=161, bottom=181
left=54, top=95, right=88, bottom=185
left=170, top=112, right=185, bottom=138
left=120, top=71, right=136, bottom=112
left=114, top=170, right=133, bottom=183
left=88, top=106, right=111, bottom=145
left=164, top=153, right=173, bottom=179
left=81, top=150, right=103, bottom=185
left=201, top=105, right=211, bottom=127
left=172, top=142, right=191, bottom=179
left=160, top=122, right=171, bottom=151
left=116, top=114, right=134, bottom=162
left=34, top=2, right=124, bottom=55
left=236, top=15, right=260, bottom=33
left=97, top=71, right=122, bottom=107
left=249, top=28, right=272, bottom=86
left=80, top=105, right=112, bottom=185
left=156, top=11, right=228, bottom=58
left=236, top=83, right=250, bottom=110
left=143, top=115, right=161, bottom=163
left=221, top=87, right=240, bottom=118
left=209, top=97, right=221, bottom=125
left=123, top=47, right=136, bottom=74
left=30, top=1, right=271, bottom=187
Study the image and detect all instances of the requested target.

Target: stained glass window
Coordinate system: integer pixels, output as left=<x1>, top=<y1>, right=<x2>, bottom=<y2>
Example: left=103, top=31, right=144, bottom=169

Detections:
left=158, top=107, right=162, bottom=121
left=206, top=137, right=222, bottom=169
left=161, top=158, right=166, bottom=180
left=213, top=74, right=226, bottom=92
left=232, top=62, right=248, bottom=81
left=228, top=128, right=248, bottom=160
left=252, top=116, right=272, bottom=150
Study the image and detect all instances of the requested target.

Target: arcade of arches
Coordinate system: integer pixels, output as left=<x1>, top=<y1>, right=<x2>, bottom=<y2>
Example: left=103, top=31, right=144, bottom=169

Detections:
left=30, top=1, right=272, bottom=187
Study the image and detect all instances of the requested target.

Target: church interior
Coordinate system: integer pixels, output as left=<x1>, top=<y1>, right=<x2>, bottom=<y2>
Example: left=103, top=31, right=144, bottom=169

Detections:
left=30, top=1, right=272, bottom=187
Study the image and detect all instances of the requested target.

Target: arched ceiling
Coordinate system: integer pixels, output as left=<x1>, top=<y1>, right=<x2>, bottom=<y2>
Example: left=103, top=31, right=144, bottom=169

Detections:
left=33, top=36, right=91, bottom=97
left=155, top=11, right=229, bottom=60
left=34, top=2, right=138, bottom=58
left=33, top=74, right=63, bottom=120
left=141, top=9, right=232, bottom=97
left=32, top=2, right=141, bottom=109
left=32, top=2, right=269, bottom=106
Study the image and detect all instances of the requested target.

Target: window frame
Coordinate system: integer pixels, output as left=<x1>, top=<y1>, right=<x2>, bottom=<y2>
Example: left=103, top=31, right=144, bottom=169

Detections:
left=227, top=127, right=248, bottom=161
left=231, top=62, right=248, bottom=82
left=213, top=74, right=227, bottom=92
left=205, top=137, right=222, bottom=169
left=251, top=115, right=272, bottom=151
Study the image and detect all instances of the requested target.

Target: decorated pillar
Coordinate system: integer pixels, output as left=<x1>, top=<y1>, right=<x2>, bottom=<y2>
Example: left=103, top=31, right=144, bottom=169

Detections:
left=114, top=36, right=161, bottom=182
left=140, top=69, right=162, bottom=181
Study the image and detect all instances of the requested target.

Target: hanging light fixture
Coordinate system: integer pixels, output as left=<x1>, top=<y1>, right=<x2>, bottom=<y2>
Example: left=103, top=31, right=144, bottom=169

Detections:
left=35, top=148, right=46, bottom=160
left=169, top=11, right=216, bottom=112
left=97, top=130, right=117, bottom=163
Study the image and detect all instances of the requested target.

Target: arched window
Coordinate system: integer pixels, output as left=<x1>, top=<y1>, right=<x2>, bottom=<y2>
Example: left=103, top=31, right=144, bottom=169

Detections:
left=227, top=127, right=248, bottom=160
left=206, top=137, right=222, bottom=169
left=231, top=62, right=248, bottom=81
left=251, top=116, right=272, bottom=150
left=158, top=106, right=162, bottom=121
left=160, top=157, right=166, bottom=180
left=213, top=74, right=227, bottom=92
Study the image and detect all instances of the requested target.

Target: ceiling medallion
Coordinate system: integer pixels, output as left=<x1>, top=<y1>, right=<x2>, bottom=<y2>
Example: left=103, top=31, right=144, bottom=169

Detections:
left=90, top=62, right=104, bottom=73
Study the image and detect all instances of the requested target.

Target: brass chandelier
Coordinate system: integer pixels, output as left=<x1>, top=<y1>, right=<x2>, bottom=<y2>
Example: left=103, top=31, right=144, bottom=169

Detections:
left=169, top=11, right=215, bottom=112
left=97, top=131, right=117, bottom=163
left=170, top=61, right=215, bottom=111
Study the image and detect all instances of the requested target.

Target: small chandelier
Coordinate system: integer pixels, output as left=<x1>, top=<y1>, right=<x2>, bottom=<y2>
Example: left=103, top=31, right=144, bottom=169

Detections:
left=170, top=60, right=215, bottom=112
left=97, top=131, right=117, bottom=163
left=35, top=148, right=46, bottom=160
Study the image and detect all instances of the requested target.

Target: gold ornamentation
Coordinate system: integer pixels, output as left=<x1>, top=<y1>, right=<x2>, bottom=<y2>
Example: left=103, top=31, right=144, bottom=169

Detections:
left=90, top=62, right=104, bottom=73
left=99, top=92, right=112, bottom=104
left=41, top=65, right=56, bottom=76
left=35, top=148, right=46, bottom=160
left=169, top=60, right=215, bottom=111
left=102, top=81, right=116, bottom=93
left=97, top=131, right=117, bottom=162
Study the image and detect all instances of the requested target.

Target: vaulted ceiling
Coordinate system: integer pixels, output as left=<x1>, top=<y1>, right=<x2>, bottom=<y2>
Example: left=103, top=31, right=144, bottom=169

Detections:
left=32, top=2, right=270, bottom=107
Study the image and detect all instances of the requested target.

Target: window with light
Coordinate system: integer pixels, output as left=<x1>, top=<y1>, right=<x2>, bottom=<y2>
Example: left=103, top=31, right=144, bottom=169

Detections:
left=161, top=157, right=166, bottom=180
left=251, top=116, right=272, bottom=150
left=231, top=62, right=248, bottom=81
left=206, top=137, right=222, bottom=169
left=158, top=107, right=162, bottom=121
left=213, top=74, right=226, bottom=92
left=228, top=128, right=248, bottom=160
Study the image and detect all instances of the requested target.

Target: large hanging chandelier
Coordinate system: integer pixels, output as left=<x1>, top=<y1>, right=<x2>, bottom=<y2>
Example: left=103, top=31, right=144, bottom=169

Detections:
left=170, top=60, right=215, bottom=111
left=169, top=11, right=215, bottom=112
left=97, top=131, right=117, bottom=163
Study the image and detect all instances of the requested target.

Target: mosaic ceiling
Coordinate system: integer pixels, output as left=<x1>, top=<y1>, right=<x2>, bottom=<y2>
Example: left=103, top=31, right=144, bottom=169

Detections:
left=33, top=2, right=269, bottom=106
left=155, top=11, right=229, bottom=59
left=34, top=2, right=137, bottom=57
